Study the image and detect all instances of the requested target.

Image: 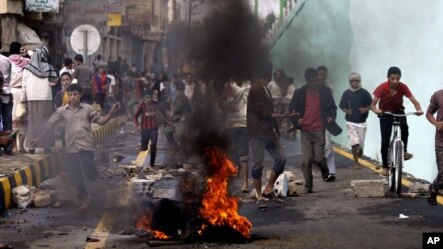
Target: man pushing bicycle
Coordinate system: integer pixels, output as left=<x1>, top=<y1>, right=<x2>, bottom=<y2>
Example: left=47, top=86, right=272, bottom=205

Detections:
left=370, top=66, right=423, bottom=177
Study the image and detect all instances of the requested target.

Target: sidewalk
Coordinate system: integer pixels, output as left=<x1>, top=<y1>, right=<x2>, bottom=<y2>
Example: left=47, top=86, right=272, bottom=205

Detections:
left=0, top=116, right=127, bottom=213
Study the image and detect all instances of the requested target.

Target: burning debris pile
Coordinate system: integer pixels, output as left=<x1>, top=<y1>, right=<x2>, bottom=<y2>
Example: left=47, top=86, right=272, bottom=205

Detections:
left=198, top=147, right=252, bottom=237
left=135, top=146, right=252, bottom=243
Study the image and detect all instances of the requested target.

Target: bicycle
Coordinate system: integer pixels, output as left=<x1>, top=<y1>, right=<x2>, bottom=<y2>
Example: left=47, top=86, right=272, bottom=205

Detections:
left=383, top=112, right=419, bottom=195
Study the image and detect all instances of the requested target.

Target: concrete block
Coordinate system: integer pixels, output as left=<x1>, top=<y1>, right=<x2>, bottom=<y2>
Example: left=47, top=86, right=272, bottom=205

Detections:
left=130, top=178, right=155, bottom=189
left=130, top=178, right=155, bottom=198
left=33, top=189, right=52, bottom=207
left=351, top=180, right=386, bottom=198
left=408, top=182, right=430, bottom=196
left=152, top=189, right=177, bottom=199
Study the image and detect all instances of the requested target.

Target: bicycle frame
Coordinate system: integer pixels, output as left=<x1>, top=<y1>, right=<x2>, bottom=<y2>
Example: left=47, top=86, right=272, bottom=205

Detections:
left=384, top=112, right=417, bottom=195
left=389, top=117, right=403, bottom=170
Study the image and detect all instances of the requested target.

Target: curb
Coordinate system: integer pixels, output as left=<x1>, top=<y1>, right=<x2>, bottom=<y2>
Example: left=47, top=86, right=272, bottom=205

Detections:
left=333, top=146, right=443, bottom=205
left=0, top=116, right=127, bottom=213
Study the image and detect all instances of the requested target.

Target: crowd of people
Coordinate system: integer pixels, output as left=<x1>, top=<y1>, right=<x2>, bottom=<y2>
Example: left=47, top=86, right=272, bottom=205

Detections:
left=0, top=42, right=442, bottom=209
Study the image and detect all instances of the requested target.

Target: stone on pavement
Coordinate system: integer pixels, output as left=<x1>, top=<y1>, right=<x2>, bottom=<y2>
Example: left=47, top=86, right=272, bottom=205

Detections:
left=351, top=180, right=386, bottom=198
left=152, top=189, right=177, bottom=199
left=408, top=182, right=430, bottom=196
left=33, top=189, right=52, bottom=207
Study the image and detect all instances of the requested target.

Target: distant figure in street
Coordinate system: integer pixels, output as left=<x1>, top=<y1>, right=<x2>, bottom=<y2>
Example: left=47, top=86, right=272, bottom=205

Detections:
left=72, top=54, right=94, bottom=104
left=31, top=84, right=120, bottom=210
left=54, top=72, right=73, bottom=148
left=59, top=57, right=74, bottom=76
left=339, top=72, right=372, bottom=166
left=247, top=67, right=287, bottom=209
left=22, top=46, right=57, bottom=154
left=92, top=54, right=107, bottom=72
left=54, top=72, right=72, bottom=108
left=9, top=41, right=30, bottom=153
left=93, top=66, right=110, bottom=111
left=425, top=89, right=443, bottom=206
left=133, top=94, right=159, bottom=170
left=289, top=68, right=336, bottom=193
left=370, top=66, right=423, bottom=177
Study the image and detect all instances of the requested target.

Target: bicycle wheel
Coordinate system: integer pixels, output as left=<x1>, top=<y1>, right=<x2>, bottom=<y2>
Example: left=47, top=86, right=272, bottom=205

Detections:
left=389, top=164, right=396, bottom=192
left=388, top=145, right=395, bottom=192
left=394, top=144, right=403, bottom=195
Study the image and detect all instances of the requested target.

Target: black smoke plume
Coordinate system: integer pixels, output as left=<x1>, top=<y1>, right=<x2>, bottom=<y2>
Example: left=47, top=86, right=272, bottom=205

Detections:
left=190, top=0, right=270, bottom=84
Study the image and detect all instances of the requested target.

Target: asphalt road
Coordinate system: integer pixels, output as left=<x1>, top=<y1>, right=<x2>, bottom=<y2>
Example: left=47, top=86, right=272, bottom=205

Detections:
left=1, top=124, right=442, bottom=249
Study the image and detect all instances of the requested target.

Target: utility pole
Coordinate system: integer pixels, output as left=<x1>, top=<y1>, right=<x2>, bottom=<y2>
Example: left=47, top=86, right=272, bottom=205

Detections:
left=254, top=0, right=258, bottom=17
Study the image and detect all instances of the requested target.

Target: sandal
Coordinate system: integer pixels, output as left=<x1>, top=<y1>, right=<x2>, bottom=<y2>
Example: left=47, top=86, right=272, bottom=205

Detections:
left=262, top=190, right=275, bottom=199
left=427, top=184, right=438, bottom=207
left=379, top=168, right=390, bottom=177
left=256, top=199, right=267, bottom=209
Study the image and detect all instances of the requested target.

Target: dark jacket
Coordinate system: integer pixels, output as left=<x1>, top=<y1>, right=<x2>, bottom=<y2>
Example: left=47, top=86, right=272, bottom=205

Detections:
left=247, top=84, right=279, bottom=140
left=289, top=84, right=337, bottom=127
left=339, top=88, right=372, bottom=123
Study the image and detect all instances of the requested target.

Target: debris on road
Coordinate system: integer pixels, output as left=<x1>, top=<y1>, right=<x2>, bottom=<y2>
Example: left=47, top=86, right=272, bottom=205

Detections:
left=399, top=214, right=409, bottom=219
left=12, top=185, right=33, bottom=209
left=86, top=235, right=100, bottom=242
left=112, top=154, right=125, bottom=163
left=33, top=189, right=52, bottom=207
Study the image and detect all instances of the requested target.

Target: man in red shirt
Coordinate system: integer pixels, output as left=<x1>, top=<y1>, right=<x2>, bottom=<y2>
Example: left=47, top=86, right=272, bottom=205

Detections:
left=370, top=67, right=423, bottom=176
left=133, top=94, right=159, bottom=169
left=289, top=68, right=337, bottom=193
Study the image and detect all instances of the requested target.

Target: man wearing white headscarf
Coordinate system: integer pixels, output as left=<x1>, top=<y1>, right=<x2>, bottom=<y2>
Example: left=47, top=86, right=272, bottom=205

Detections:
left=339, top=72, right=372, bottom=165
left=22, top=46, right=57, bottom=153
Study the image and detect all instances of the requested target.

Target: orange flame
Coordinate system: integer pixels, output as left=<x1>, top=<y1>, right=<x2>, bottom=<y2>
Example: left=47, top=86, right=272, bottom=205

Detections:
left=199, top=146, right=252, bottom=237
left=136, top=211, right=171, bottom=240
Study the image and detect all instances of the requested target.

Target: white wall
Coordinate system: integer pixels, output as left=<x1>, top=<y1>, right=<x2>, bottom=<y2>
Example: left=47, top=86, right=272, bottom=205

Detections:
left=348, top=1, right=443, bottom=182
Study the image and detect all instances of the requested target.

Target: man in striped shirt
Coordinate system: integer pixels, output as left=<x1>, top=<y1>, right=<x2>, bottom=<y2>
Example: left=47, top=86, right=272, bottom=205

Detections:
left=133, top=94, right=159, bottom=169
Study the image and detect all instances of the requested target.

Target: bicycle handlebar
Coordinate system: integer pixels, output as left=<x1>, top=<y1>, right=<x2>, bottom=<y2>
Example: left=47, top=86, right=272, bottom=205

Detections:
left=382, top=111, right=420, bottom=117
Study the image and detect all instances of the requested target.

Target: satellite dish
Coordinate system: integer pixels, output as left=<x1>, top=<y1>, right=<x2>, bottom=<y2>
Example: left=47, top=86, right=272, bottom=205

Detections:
left=70, top=24, right=101, bottom=56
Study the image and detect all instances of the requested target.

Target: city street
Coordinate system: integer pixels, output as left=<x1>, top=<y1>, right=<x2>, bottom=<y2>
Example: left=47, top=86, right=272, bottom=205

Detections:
left=0, top=122, right=441, bottom=249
